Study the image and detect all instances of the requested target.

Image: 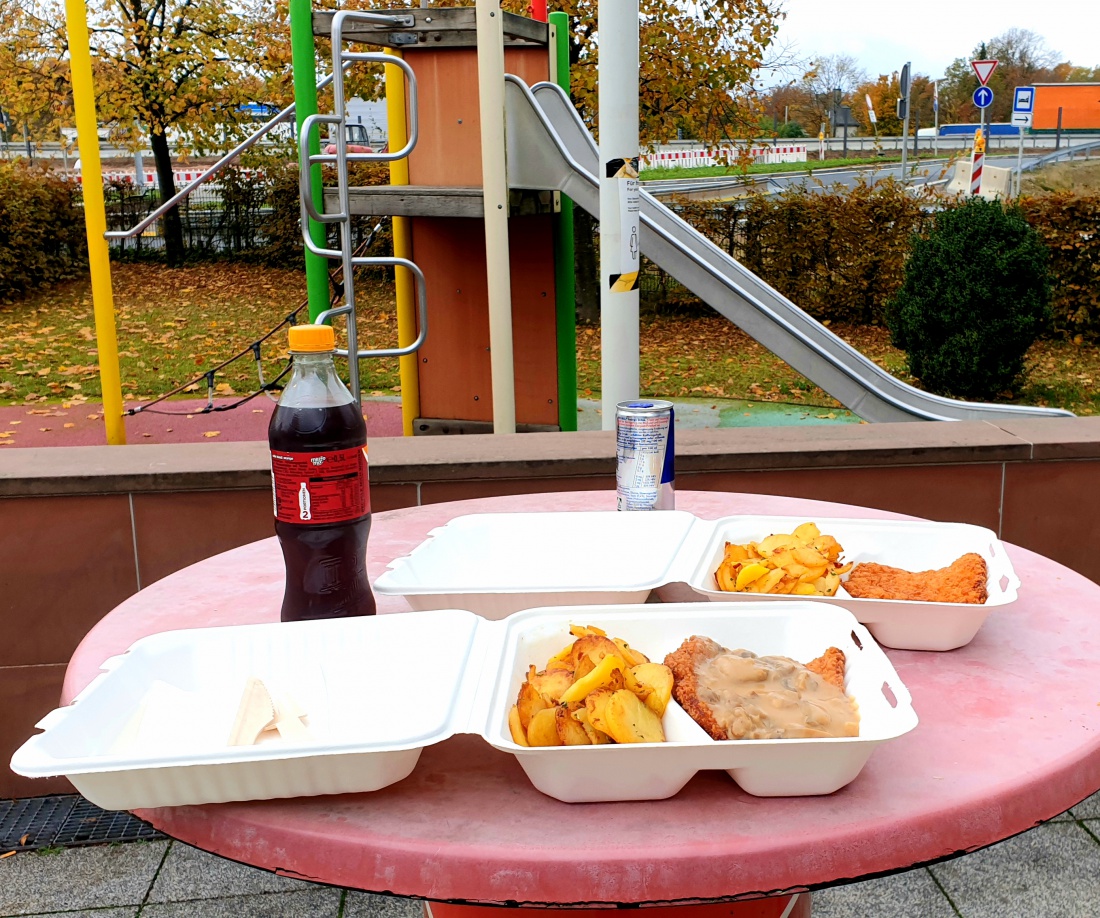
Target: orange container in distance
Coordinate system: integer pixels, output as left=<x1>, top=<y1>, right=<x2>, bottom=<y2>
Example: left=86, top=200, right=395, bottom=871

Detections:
left=268, top=324, right=376, bottom=622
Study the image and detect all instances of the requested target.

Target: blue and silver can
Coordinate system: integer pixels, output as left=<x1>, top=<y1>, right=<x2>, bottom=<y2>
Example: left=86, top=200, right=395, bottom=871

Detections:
left=616, top=400, right=675, bottom=510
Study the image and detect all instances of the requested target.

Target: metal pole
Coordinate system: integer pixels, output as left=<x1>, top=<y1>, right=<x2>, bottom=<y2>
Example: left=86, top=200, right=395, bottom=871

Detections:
left=1056, top=107, right=1063, bottom=150
left=64, top=0, right=126, bottom=444
left=913, top=112, right=919, bottom=157
left=475, top=0, right=517, bottom=434
left=386, top=51, right=420, bottom=437
left=290, top=0, right=332, bottom=322
left=22, top=123, right=32, bottom=159
left=549, top=10, right=578, bottom=432
left=1016, top=125, right=1025, bottom=196
left=598, top=0, right=641, bottom=428
left=934, top=80, right=939, bottom=155
left=900, top=63, right=910, bottom=177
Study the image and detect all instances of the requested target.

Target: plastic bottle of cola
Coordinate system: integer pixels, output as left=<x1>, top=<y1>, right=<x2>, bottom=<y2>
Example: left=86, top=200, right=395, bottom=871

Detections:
left=268, top=324, right=376, bottom=622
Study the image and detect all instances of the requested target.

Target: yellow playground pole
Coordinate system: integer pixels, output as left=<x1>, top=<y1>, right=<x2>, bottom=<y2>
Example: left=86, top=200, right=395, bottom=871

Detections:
left=64, top=0, right=126, bottom=444
left=386, top=52, right=420, bottom=437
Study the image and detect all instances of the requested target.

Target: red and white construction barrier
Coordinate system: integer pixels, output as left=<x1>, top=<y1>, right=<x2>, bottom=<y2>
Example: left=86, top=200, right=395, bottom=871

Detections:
left=71, top=167, right=262, bottom=187
left=641, top=145, right=807, bottom=169
left=970, top=149, right=984, bottom=195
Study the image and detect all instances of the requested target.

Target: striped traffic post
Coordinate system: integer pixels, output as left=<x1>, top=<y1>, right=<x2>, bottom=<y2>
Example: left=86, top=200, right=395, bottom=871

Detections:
left=970, top=128, right=985, bottom=196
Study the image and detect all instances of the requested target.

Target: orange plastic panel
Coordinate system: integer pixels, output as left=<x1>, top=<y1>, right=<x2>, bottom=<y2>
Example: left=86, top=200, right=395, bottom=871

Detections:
left=411, top=215, right=558, bottom=426
left=405, top=46, right=551, bottom=186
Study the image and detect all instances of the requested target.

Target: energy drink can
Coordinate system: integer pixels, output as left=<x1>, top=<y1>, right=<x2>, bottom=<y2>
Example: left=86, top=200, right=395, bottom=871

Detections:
left=616, top=400, right=675, bottom=511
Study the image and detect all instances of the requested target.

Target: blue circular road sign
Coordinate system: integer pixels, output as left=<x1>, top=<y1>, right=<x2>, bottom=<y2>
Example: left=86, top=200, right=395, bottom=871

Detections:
left=973, top=86, right=994, bottom=109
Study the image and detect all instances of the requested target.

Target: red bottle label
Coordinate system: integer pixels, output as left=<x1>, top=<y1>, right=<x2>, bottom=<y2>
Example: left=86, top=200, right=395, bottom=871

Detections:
left=270, top=447, right=370, bottom=525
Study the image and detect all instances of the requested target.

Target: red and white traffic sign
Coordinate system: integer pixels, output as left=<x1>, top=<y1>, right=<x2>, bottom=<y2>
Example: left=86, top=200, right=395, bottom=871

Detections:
left=971, top=60, right=999, bottom=85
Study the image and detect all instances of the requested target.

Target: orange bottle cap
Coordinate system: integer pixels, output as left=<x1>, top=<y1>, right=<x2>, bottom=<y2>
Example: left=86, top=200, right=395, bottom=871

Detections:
left=288, top=324, right=335, bottom=352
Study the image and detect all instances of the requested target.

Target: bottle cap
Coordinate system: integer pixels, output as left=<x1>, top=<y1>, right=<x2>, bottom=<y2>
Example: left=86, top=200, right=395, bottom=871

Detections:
left=288, top=324, right=335, bottom=352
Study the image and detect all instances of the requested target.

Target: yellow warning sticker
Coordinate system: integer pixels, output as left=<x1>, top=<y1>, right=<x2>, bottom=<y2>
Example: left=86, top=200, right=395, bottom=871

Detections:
left=609, top=271, right=640, bottom=293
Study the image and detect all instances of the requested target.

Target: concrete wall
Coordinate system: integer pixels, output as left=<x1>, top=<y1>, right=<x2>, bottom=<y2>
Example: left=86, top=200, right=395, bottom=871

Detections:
left=3, top=417, right=1100, bottom=797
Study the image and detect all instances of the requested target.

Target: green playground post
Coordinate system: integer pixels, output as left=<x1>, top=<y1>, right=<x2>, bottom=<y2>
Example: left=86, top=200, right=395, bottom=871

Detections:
left=290, top=0, right=331, bottom=322
left=549, top=12, right=578, bottom=431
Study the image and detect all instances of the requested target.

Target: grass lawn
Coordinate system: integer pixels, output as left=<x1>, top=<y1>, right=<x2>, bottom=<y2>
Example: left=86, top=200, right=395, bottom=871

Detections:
left=1, top=262, right=1097, bottom=416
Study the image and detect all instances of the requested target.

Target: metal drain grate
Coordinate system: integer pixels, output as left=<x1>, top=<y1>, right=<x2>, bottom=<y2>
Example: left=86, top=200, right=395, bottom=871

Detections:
left=1, top=795, right=164, bottom=853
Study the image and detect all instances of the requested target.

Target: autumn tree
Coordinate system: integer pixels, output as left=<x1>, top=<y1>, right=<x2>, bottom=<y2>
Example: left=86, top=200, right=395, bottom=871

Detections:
left=852, top=73, right=901, bottom=136
left=792, top=54, right=867, bottom=137
left=936, top=29, right=1089, bottom=124
left=1, top=0, right=269, bottom=266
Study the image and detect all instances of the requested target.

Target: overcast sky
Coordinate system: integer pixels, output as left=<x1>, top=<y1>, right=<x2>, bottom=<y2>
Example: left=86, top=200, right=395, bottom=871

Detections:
left=770, top=0, right=1100, bottom=82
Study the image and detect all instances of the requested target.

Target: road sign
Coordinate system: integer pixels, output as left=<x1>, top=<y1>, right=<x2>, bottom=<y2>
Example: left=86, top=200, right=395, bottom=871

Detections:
left=865, top=94, right=877, bottom=124
left=973, top=86, right=994, bottom=109
left=1012, top=111, right=1033, bottom=127
left=1013, top=86, right=1035, bottom=113
left=899, top=62, right=911, bottom=99
left=971, top=59, right=999, bottom=85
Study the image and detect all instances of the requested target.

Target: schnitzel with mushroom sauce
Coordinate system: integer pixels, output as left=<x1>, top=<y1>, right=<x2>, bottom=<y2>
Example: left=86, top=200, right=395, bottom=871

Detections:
left=664, top=637, right=859, bottom=740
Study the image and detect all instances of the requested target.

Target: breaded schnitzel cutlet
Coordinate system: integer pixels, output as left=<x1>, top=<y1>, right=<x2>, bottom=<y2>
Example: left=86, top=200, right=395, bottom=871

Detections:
left=844, top=552, right=988, bottom=604
left=664, top=637, right=852, bottom=741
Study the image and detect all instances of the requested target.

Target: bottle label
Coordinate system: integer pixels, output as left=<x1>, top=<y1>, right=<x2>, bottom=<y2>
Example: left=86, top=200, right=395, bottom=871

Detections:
left=270, top=447, right=370, bottom=524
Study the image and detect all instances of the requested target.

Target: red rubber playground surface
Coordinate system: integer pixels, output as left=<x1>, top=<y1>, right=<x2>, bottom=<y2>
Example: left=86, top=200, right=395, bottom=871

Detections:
left=0, top=397, right=406, bottom=449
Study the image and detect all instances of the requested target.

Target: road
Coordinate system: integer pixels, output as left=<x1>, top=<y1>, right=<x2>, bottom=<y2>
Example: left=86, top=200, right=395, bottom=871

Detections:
left=643, top=154, right=1039, bottom=199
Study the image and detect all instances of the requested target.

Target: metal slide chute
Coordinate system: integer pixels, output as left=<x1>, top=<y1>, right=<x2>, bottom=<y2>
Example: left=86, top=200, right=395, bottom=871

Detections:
left=504, top=76, right=1073, bottom=422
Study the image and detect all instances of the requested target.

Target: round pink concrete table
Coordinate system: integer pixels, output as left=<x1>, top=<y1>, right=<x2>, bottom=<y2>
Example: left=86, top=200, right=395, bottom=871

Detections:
left=62, top=490, right=1100, bottom=906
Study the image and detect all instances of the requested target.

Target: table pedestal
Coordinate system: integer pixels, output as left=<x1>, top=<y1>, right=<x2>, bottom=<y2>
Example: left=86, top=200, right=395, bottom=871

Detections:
left=428, top=898, right=810, bottom=918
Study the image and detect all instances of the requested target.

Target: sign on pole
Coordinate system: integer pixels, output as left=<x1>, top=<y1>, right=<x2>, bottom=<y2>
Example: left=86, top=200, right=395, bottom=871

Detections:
left=1012, top=85, right=1034, bottom=127
left=973, top=86, right=994, bottom=110
left=971, top=59, right=998, bottom=85
left=865, top=93, right=877, bottom=124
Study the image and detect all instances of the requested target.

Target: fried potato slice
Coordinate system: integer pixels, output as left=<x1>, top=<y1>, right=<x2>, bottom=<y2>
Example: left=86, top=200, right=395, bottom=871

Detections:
left=516, top=681, right=549, bottom=731
left=572, top=707, right=611, bottom=744
left=627, top=663, right=675, bottom=717
left=555, top=705, right=591, bottom=745
left=602, top=689, right=666, bottom=743
left=584, top=688, right=615, bottom=735
left=560, top=653, right=628, bottom=704
left=614, top=638, right=649, bottom=667
left=526, top=707, right=562, bottom=746
left=528, top=668, right=574, bottom=705
left=570, top=634, right=623, bottom=670
left=508, top=706, right=530, bottom=746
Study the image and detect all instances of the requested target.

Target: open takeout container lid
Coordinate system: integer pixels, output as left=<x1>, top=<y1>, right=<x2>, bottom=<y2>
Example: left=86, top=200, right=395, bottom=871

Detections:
left=374, top=511, right=1020, bottom=651
left=11, top=602, right=916, bottom=809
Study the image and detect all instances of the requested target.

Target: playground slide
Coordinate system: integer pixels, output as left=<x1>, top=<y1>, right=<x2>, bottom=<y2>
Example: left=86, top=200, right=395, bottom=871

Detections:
left=503, top=76, right=1074, bottom=422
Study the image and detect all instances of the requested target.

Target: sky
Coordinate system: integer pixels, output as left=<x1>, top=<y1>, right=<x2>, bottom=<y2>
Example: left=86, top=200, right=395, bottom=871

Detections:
left=770, top=0, right=1100, bottom=83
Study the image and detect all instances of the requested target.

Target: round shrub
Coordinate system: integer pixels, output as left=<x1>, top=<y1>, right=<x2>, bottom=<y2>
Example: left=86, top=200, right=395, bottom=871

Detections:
left=886, top=195, right=1051, bottom=400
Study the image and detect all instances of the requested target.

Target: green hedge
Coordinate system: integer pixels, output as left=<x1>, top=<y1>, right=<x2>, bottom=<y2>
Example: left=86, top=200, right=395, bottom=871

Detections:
left=0, top=161, right=87, bottom=302
left=648, top=185, right=1100, bottom=340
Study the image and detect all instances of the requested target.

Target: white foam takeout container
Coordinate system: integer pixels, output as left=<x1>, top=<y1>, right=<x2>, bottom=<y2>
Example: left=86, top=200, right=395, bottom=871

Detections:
left=11, top=603, right=916, bottom=809
left=374, top=511, right=1020, bottom=651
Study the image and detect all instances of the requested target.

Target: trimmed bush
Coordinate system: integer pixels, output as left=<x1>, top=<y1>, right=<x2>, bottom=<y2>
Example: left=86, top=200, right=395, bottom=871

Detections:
left=0, top=161, right=87, bottom=301
left=1017, top=192, right=1100, bottom=341
left=885, top=196, right=1052, bottom=400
